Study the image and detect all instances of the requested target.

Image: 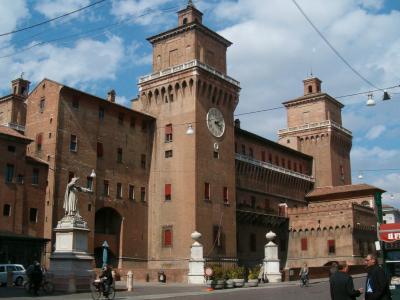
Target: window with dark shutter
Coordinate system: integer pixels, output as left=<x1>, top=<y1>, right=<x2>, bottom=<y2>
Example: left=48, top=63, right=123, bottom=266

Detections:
left=223, top=187, right=228, bottom=204
left=204, top=183, right=210, bottom=201
left=165, top=124, right=173, bottom=142
left=328, top=240, right=335, bottom=254
left=301, top=238, right=308, bottom=251
left=165, top=184, right=171, bottom=201
left=163, top=227, right=172, bottom=247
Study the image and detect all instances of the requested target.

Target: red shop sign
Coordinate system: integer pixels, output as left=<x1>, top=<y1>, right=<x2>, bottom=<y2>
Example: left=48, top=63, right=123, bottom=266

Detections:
left=379, top=223, right=400, bottom=243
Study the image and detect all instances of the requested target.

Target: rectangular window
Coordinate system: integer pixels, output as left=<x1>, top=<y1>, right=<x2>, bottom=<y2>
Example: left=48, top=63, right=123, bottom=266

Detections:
left=204, top=182, right=210, bottom=201
left=141, top=120, right=147, bottom=132
left=3, top=204, right=11, bottom=216
left=241, top=145, right=246, bottom=155
left=249, top=147, right=254, bottom=158
left=278, top=204, right=287, bottom=217
left=130, top=117, right=136, bottom=128
left=288, top=160, right=292, bottom=170
left=213, top=225, right=224, bottom=250
left=36, top=133, right=43, bottom=151
left=118, top=113, right=124, bottom=125
left=165, top=184, right=172, bottom=201
left=72, top=98, right=79, bottom=109
left=275, top=156, right=279, bottom=166
left=268, top=153, right=272, bottom=163
left=328, top=240, right=335, bottom=254
left=68, top=171, right=75, bottom=183
left=281, top=158, right=286, bottom=168
left=223, top=187, right=228, bottom=204
left=117, top=183, right=122, bottom=199
left=70, top=135, right=77, bottom=152
left=213, top=151, right=219, bottom=159
left=86, top=176, right=93, bottom=190
left=97, top=142, right=103, bottom=157
left=163, top=226, right=173, bottom=247
left=299, top=165, right=303, bottom=174
left=264, top=199, right=270, bottom=210
left=103, top=180, right=109, bottom=196
left=39, top=98, right=45, bottom=112
left=140, top=187, right=146, bottom=202
left=99, top=107, right=105, bottom=120
left=165, top=124, right=173, bottom=142
left=5, top=164, right=14, bottom=183
left=301, top=238, right=308, bottom=251
left=29, top=208, right=38, bottom=223
left=129, top=185, right=135, bottom=200
left=8, top=145, right=15, bottom=152
left=16, top=174, right=24, bottom=184
left=32, top=168, right=39, bottom=185
left=294, top=162, right=297, bottom=172
left=251, top=196, right=256, bottom=208
left=165, top=150, right=173, bottom=158
left=261, top=151, right=266, bottom=162
left=117, top=148, right=123, bottom=163
left=250, top=233, right=257, bottom=252
left=141, top=154, right=146, bottom=169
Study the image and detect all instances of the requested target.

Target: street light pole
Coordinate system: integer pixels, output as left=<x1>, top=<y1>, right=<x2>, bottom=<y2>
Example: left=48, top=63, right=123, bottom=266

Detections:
left=375, top=191, right=387, bottom=269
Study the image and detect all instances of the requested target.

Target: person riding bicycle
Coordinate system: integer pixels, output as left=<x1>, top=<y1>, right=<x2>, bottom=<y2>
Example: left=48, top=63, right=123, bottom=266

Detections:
left=299, top=263, right=309, bottom=286
left=99, top=265, right=113, bottom=297
left=27, top=261, right=43, bottom=295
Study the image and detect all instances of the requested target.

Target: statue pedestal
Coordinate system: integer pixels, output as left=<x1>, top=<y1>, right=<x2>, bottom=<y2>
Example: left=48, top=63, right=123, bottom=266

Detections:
left=49, top=215, right=94, bottom=292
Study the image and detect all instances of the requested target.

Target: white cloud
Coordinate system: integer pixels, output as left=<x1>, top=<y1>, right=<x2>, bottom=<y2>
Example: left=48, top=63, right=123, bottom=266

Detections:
left=8, top=36, right=125, bottom=88
left=209, top=0, right=400, bottom=140
left=357, top=0, right=385, bottom=10
left=115, top=95, right=130, bottom=107
left=111, top=0, right=177, bottom=27
left=365, top=124, right=386, bottom=140
left=34, top=0, right=90, bottom=19
left=0, top=0, right=29, bottom=41
left=374, top=173, right=400, bottom=208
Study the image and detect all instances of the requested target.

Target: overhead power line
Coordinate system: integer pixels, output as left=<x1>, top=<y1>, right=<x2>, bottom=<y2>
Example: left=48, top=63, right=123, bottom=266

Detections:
left=291, top=0, right=380, bottom=90
left=0, top=0, right=109, bottom=37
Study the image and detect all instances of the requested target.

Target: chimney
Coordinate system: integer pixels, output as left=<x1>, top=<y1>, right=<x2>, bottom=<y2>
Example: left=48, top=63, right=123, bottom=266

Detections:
left=107, top=89, right=116, bottom=103
left=234, top=119, right=241, bottom=128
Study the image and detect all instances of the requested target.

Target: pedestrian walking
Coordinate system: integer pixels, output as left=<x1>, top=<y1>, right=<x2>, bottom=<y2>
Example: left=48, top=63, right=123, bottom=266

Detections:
left=330, top=262, right=363, bottom=300
left=30, top=261, right=43, bottom=296
left=364, top=254, right=392, bottom=300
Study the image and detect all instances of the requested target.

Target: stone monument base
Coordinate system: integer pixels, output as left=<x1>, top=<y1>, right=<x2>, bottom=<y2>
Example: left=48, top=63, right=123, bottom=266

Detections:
left=49, top=215, right=94, bottom=292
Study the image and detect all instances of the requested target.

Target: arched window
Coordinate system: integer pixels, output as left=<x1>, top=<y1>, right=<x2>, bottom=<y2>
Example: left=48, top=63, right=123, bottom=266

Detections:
left=308, top=85, right=312, bottom=93
left=183, top=18, right=188, bottom=25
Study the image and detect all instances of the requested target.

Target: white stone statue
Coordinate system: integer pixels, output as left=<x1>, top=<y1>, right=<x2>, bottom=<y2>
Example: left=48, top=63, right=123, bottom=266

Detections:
left=63, top=177, right=91, bottom=216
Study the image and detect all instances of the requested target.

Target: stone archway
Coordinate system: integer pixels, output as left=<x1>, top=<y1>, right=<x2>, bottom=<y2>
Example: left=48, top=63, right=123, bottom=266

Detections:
left=94, top=207, right=122, bottom=268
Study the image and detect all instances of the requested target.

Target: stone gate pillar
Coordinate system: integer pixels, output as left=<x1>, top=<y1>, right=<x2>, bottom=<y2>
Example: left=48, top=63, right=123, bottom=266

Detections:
left=188, top=231, right=205, bottom=284
left=263, top=231, right=282, bottom=283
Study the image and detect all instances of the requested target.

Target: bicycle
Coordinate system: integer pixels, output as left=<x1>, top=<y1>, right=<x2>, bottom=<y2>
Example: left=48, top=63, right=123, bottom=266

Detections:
left=24, top=279, right=54, bottom=295
left=90, top=279, right=115, bottom=300
left=300, top=275, right=309, bottom=287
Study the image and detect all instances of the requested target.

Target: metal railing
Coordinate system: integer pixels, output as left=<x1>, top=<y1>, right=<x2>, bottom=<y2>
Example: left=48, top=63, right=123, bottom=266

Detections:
left=2, top=122, right=25, bottom=132
left=235, top=153, right=315, bottom=182
left=139, top=59, right=240, bottom=87
left=278, top=120, right=352, bottom=136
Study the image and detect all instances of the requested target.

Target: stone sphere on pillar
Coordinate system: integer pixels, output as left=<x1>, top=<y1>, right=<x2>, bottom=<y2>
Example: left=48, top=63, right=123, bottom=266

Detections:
left=266, top=230, right=276, bottom=242
left=191, top=231, right=202, bottom=242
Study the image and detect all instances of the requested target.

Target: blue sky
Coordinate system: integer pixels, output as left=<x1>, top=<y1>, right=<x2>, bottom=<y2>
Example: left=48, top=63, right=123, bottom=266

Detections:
left=0, top=0, right=399, bottom=206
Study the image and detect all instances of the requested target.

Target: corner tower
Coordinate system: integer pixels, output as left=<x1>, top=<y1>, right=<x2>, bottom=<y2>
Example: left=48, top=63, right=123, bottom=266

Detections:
left=135, top=2, right=240, bottom=276
left=278, top=77, right=352, bottom=187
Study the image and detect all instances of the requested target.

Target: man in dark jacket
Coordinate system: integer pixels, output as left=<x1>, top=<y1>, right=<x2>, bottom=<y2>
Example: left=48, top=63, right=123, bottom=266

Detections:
left=365, top=254, right=392, bottom=300
left=330, top=262, right=363, bottom=300
left=100, top=265, right=113, bottom=296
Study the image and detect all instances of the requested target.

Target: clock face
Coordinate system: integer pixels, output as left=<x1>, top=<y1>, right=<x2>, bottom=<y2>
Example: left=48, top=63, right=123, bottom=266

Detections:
left=206, top=108, right=225, bottom=137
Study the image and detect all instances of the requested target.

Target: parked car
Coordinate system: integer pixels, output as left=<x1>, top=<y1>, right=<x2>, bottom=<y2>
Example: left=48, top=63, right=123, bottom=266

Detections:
left=0, top=264, right=27, bottom=286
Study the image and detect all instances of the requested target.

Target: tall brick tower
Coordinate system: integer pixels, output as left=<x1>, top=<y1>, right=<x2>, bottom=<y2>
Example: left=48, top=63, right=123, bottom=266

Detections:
left=278, top=77, right=352, bottom=187
left=135, top=2, right=240, bottom=276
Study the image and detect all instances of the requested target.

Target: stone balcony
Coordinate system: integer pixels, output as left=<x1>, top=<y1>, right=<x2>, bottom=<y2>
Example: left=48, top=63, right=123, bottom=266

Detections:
left=278, top=120, right=352, bottom=137
left=2, top=122, right=25, bottom=132
left=139, top=59, right=240, bottom=87
left=235, top=153, right=315, bottom=182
